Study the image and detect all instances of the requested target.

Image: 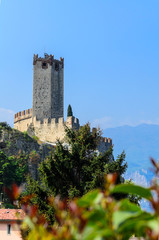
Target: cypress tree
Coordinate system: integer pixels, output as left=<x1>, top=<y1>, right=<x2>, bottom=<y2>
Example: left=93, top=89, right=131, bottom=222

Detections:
left=67, top=104, right=73, bottom=117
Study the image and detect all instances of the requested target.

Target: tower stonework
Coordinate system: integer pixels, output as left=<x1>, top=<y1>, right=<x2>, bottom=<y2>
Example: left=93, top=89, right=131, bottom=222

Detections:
left=33, top=54, right=64, bottom=121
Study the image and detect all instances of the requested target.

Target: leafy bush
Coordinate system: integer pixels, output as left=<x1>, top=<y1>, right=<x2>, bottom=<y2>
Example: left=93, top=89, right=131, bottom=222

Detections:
left=16, top=158, right=159, bottom=239
left=0, top=151, right=28, bottom=205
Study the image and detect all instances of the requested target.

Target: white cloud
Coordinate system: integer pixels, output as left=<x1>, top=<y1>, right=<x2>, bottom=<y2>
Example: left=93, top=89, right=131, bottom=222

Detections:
left=141, top=169, right=147, bottom=174
left=125, top=171, right=148, bottom=187
left=0, top=108, right=15, bottom=127
left=91, top=116, right=159, bottom=130
left=91, top=116, right=113, bottom=129
left=138, top=119, right=159, bottom=125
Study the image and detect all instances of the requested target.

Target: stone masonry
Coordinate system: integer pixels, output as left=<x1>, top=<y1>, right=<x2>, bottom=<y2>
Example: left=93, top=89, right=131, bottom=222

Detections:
left=33, top=54, right=64, bottom=121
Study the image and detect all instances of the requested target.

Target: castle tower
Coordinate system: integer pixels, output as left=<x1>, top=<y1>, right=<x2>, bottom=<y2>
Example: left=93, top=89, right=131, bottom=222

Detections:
left=32, top=54, right=64, bottom=121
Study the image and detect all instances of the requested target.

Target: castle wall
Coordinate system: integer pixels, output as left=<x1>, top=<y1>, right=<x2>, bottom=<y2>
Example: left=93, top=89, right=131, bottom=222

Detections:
left=32, top=116, right=79, bottom=143
left=14, top=109, right=32, bottom=132
left=97, top=137, right=113, bottom=154
left=33, top=117, right=65, bottom=142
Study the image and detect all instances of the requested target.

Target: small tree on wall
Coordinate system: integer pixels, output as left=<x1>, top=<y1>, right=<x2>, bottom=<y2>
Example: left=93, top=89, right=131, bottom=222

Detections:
left=67, top=104, right=73, bottom=117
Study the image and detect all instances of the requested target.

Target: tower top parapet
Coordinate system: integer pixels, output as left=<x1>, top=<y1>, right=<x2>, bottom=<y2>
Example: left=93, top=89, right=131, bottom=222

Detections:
left=33, top=53, right=64, bottom=68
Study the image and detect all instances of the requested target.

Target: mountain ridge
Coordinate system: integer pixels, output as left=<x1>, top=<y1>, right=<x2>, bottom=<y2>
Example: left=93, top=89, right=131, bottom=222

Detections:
left=102, top=123, right=159, bottom=186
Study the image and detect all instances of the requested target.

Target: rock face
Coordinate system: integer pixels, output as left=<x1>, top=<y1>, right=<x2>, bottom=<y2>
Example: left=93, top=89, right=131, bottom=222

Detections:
left=0, top=127, right=53, bottom=179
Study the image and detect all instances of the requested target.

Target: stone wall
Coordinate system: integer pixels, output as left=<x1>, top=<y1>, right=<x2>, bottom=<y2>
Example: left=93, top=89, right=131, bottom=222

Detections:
left=14, top=114, right=80, bottom=144
left=33, top=116, right=79, bottom=143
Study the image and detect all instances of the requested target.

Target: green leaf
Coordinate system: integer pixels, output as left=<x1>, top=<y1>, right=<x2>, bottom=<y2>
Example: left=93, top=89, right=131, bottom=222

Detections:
left=78, top=189, right=103, bottom=207
left=111, top=184, right=152, bottom=200
left=23, top=216, right=35, bottom=229
left=119, top=199, right=142, bottom=212
left=116, top=212, right=153, bottom=235
left=147, top=218, right=159, bottom=234
left=82, top=226, right=113, bottom=240
left=113, top=211, right=140, bottom=229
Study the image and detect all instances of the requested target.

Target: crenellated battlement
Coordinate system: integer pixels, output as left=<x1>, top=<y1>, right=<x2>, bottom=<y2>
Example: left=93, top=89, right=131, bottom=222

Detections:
left=33, top=53, right=64, bottom=69
left=91, top=128, right=112, bottom=154
left=100, top=137, right=112, bottom=145
left=66, top=116, right=80, bottom=130
left=32, top=116, right=79, bottom=129
left=32, top=116, right=65, bottom=127
left=14, top=108, right=32, bottom=123
left=97, top=136, right=113, bottom=154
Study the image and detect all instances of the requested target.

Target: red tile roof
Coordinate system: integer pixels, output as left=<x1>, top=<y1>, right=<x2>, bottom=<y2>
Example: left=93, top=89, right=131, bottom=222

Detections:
left=0, top=209, right=25, bottom=221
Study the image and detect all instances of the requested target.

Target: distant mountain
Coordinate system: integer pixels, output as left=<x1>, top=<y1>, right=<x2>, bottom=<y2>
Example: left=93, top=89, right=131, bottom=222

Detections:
left=103, top=124, right=159, bottom=185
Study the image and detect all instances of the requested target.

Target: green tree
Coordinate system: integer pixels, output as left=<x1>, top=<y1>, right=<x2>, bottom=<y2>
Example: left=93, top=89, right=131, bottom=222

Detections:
left=0, top=151, right=28, bottom=205
left=23, top=176, right=55, bottom=223
left=24, top=124, right=128, bottom=223
left=39, top=124, right=127, bottom=198
left=0, top=122, right=12, bottom=131
left=67, top=104, right=73, bottom=117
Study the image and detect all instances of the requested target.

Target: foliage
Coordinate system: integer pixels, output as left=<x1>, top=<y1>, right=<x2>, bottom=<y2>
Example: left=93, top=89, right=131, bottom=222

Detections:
left=0, top=122, right=12, bottom=131
left=67, top=104, right=73, bottom=117
left=124, top=179, right=142, bottom=206
left=0, top=122, right=12, bottom=137
left=22, top=176, right=55, bottom=224
left=32, top=135, right=39, bottom=142
left=23, top=131, right=30, bottom=140
left=0, top=151, right=28, bottom=205
left=24, top=123, right=128, bottom=223
left=13, top=159, right=159, bottom=239
left=39, top=124, right=127, bottom=199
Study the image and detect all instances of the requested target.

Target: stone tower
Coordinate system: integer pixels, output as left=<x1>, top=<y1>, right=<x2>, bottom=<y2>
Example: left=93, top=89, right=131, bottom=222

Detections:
left=33, top=54, right=64, bottom=121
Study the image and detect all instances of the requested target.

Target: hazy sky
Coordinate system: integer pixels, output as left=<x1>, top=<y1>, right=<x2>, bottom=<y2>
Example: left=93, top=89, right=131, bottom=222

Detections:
left=0, top=0, right=159, bottom=129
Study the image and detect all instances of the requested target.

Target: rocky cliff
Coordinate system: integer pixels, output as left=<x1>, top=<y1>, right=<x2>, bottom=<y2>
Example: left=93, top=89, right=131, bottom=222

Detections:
left=0, top=123, right=54, bottom=179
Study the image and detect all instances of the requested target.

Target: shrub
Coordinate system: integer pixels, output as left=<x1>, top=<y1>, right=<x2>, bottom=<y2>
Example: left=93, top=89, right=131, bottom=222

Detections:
left=9, top=158, right=159, bottom=239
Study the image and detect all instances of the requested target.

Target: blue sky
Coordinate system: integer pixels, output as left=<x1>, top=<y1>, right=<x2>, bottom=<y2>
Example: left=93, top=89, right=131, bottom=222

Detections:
left=0, top=0, right=159, bottom=129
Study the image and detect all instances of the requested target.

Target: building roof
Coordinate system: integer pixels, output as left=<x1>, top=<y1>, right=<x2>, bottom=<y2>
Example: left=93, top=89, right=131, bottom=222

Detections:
left=0, top=209, right=25, bottom=221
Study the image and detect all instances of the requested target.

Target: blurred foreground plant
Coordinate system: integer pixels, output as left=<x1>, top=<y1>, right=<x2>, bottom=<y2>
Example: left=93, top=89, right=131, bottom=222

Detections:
left=10, top=158, right=159, bottom=239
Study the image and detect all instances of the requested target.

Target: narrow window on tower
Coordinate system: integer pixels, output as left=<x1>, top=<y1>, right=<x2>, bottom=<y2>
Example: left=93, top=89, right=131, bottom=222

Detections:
left=55, top=63, right=59, bottom=71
